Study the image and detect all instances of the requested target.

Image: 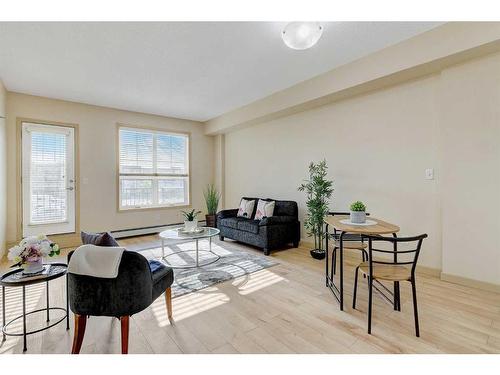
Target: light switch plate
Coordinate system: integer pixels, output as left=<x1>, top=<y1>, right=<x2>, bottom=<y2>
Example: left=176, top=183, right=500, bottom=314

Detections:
left=425, top=168, right=434, bottom=180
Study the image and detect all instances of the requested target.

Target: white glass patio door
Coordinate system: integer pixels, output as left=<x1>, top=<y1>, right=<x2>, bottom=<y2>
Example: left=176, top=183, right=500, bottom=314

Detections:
left=22, top=122, right=76, bottom=236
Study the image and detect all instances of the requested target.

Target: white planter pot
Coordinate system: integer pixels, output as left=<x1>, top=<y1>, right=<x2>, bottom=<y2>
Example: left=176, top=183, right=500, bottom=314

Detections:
left=184, top=220, right=198, bottom=232
left=350, top=211, right=366, bottom=224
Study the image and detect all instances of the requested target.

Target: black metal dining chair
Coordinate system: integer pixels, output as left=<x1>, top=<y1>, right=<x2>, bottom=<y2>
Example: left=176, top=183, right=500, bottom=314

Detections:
left=328, top=211, right=370, bottom=278
left=352, top=233, right=427, bottom=336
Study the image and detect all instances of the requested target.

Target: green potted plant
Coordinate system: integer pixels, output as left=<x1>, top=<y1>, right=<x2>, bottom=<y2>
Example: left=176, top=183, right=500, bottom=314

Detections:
left=204, top=184, right=221, bottom=228
left=350, top=201, right=367, bottom=223
left=181, top=209, right=202, bottom=232
left=298, top=160, right=334, bottom=260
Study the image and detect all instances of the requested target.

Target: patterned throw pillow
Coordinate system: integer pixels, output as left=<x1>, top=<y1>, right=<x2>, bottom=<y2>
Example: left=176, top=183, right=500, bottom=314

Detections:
left=237, top=199, right=256, bottom=218
left=81, top=231, right=120, bottom=247
left=254, top=199, right=275, bottom=221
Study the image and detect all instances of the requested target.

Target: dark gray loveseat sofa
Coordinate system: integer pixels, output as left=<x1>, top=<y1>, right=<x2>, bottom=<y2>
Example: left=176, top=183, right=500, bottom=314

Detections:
left=217, top=197, right=300, bottom=255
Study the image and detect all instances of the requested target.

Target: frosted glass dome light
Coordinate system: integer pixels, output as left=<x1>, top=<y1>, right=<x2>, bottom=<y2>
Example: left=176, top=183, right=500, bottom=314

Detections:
left=281, top=22, right=323, bottom=50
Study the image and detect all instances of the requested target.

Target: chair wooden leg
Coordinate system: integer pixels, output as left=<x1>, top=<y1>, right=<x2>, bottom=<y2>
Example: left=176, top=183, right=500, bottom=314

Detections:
left=120, top=316, right=129, bottom=354
left=71, top=314, right=87, bottom=354
left=352, top=266, right=359, bottom=309
left=367, top=276, right=373, bottom=334
left=411, top=279, right=420, bottom=337
left=165, top=287, right=173, bottom=319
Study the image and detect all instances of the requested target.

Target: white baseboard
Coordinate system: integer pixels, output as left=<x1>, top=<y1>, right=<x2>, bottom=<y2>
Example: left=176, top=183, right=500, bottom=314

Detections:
left=440, top=272, right=500, bottom=293
left=111, top=221, right=206, bottom=239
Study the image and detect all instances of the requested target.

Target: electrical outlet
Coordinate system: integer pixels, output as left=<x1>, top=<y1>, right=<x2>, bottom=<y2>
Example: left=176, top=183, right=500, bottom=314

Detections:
left=425, top=168, right=434, bottom=180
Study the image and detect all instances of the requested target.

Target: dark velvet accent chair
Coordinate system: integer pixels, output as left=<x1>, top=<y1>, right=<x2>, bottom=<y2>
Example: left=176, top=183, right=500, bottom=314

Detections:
left=217, top=197, right=300, bottom=255
left=67, top=249, right=174, bottom=354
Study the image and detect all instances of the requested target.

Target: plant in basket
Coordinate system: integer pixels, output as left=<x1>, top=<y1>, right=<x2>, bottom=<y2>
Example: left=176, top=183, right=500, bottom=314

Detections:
left=298, top=160, right=334, bottom=260
left=350, top=201, right=367, bottom=224
left=203, top=184, right=221, bottom=228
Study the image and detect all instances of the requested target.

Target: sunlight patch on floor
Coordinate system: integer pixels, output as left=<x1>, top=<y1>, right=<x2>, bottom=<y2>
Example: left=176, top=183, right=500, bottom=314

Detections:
left=206, top=242, right=233, bottom=255
left=0, top=283, right=45, bottom=353
left=235, top=269, right=286, bottom=295
left=151, top=287, right=229, bottom=326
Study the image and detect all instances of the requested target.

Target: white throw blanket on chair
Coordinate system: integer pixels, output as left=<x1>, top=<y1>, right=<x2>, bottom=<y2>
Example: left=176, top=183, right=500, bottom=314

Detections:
left=68, top=244, right=125, bottom=278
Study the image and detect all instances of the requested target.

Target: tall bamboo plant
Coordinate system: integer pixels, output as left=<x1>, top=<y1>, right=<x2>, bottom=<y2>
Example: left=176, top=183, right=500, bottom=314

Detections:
left=298, top=160, right=334, bottom=251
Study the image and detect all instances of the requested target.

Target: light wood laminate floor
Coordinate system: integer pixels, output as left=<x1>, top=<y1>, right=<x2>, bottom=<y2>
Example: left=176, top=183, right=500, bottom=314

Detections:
left=1, top=235, right=500, bottom=354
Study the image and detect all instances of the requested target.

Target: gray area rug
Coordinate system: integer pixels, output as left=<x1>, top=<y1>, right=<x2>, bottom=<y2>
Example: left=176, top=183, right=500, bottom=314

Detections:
left=126, top=238, right=278, bottom=298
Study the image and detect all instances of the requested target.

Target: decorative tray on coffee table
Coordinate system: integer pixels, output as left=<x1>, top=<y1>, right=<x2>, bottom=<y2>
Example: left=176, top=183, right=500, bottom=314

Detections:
left=177, top=227, right=205, bottom=235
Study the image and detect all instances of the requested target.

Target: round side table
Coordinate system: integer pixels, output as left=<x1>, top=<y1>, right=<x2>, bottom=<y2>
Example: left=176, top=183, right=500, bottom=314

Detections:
left=1, top=262, right=69, bottom=352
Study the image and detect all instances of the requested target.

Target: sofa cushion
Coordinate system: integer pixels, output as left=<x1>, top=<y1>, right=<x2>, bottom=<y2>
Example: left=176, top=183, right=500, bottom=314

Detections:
left=237, top=219, right=260, bottom=234
left=259, top=216, right=296, bottom=226
left=271, top=200, right=298, bottom=217
left=219, top=217, right=246, bottom=229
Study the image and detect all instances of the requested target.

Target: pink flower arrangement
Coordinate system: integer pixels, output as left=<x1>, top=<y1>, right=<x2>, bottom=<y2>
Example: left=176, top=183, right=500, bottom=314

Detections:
left=8, top=235, right=60, bottom=267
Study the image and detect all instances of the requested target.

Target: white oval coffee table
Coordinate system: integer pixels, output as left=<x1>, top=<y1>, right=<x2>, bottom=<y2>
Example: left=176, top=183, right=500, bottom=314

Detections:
left=159, top=227, right=221, bottom=268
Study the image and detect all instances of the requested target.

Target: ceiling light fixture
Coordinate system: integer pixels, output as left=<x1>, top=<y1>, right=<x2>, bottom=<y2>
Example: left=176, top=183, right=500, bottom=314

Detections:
left=281, top=22, right=323, bottom=50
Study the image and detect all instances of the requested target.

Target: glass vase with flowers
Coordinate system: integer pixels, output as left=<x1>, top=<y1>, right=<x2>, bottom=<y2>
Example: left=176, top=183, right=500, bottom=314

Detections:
left=8, top=235, right=60, bottom=274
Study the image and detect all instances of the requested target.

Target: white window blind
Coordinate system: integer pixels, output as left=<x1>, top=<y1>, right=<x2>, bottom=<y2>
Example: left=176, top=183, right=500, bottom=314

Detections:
left=119, top=127, right=189, bottom=209
left=30, top=131, right=68, bottom=223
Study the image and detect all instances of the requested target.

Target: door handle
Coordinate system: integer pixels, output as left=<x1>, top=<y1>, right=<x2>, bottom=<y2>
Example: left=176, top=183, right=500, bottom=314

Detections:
left=66, top=187, right=74, bottom=191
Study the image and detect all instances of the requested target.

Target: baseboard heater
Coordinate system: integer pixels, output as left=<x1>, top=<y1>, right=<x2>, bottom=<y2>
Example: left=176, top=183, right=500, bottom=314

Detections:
left=111, top=221, right=207, bottom=239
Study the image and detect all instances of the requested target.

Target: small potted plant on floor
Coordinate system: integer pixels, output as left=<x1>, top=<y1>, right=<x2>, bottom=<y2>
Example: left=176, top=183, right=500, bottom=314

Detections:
left=350, top=201, right=367, bottom=224
left=298, top=160, right=334, bottom=260
left=8, top=235, right=60, bottom=274
left=181, top=209, right=202, bottom=232
left=203, top=184, right=221, bottom=228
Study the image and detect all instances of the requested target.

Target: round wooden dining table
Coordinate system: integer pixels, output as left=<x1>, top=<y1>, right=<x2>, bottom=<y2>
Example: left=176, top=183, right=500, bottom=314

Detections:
left=324, top=215, right=400, bottom=310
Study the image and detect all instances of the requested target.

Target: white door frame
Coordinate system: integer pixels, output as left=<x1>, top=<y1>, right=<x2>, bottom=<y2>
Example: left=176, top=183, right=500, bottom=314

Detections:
left=21, top=121, right=77, bottom=237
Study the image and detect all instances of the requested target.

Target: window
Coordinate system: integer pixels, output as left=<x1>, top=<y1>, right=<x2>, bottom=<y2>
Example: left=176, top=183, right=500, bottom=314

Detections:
left=118, top=126, right=189, bottom=210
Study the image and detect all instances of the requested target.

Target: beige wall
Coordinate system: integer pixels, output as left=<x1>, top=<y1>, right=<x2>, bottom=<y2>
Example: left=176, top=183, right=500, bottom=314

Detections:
left=213, top=134, right=225, bottom=209
left=0, top=80, right=7, bottom=258
left=439, top=52, right=500, bottom=285
left=5, top=93, right=214, bottom=245
left=206, top=22, right=500, bottom=135
left=225, top=75, right=442, bottom=270
left=223, top=51, right=500, bottom=284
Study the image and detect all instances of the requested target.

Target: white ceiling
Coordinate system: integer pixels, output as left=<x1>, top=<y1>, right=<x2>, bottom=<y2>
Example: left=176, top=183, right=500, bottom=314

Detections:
left=0, top=22, right=441, bottom=122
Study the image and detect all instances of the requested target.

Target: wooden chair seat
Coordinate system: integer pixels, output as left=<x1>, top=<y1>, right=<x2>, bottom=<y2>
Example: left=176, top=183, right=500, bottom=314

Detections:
left=358, top=261, right=411, bottom=281
left=334, top=240, right=367, bottom=250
